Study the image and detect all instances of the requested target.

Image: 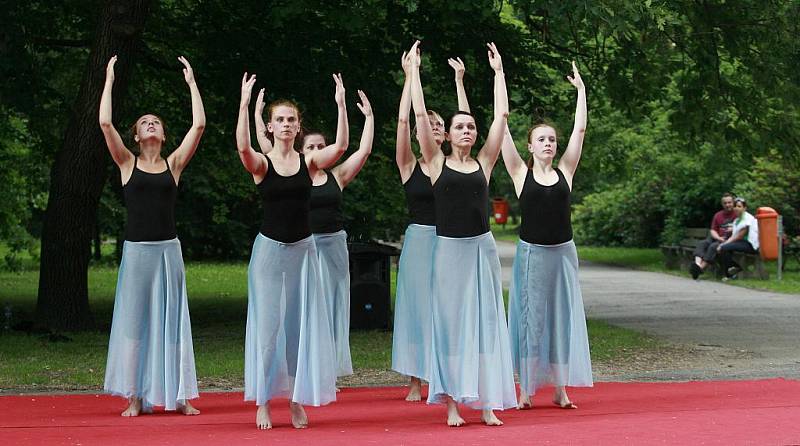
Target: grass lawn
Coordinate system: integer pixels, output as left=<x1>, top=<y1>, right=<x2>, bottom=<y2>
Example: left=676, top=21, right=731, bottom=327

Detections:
left=0, top=250, right=662, bottom=391
left=578, top=246, right=800, bottom=294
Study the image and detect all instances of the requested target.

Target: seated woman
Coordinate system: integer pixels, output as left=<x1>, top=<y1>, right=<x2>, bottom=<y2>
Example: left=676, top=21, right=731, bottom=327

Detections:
left=716, top=197, right=759, bottom=278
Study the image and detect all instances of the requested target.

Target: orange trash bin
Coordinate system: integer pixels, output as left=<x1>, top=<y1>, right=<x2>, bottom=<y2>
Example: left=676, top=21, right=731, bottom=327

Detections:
left=756, top=207, right=779, bottom=260
left=492, top=197, right=509, bottom=225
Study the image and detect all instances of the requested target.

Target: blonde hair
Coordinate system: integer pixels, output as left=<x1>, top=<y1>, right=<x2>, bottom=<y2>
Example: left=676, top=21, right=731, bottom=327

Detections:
left=526, top=122, right=559, bottom=168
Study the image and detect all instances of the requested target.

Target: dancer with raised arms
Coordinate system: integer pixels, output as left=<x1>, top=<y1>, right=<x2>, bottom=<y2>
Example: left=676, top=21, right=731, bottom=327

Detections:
left=409, top=40, right=517, bottom=426
left=501, top=61, right=592, bottom=411
left=254, top=88, right=374, bottom=383
left=100, top=55, right=204, bottom=417
left=236, top=72, right=347, bottom=429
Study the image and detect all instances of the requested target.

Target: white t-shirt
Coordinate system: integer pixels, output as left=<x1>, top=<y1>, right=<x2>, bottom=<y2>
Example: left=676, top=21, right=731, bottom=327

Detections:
left=732, top=211, right=759, bottom=250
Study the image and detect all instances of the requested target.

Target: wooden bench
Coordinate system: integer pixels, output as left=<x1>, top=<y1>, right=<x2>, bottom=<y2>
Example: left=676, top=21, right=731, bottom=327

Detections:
left=661, top=227, right=768, bottom=279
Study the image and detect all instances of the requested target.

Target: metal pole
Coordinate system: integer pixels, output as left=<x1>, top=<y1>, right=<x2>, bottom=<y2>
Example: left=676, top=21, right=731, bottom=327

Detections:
left=777, top=215, right=783, bottom=281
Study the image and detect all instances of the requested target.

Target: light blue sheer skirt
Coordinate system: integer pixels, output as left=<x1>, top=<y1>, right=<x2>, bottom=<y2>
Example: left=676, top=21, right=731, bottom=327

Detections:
left=391, top=224, right=436, bottom=380
left=312, top=230, right=353, bottom=377
left=509, top=239, right=593, bottom=395
left=103, top=238, right=198, bottom=411
left=427, top=232, right=517, bottom=410
left=244, top=233, right=336, bottom=407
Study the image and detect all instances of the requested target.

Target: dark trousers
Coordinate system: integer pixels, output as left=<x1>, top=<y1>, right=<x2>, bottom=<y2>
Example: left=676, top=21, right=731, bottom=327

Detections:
left=718, top=240, right=757, bottom=276
left=693, top=237, right=722, bottom=262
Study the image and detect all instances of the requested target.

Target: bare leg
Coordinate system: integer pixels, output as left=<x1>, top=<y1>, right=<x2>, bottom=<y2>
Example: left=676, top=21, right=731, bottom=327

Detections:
left=121, top=397, right=142, bottom=417
left=694, top=256, right=703, bottom=267
left=405, top=377, right=422, bottom=402
left=553, top=386, right=577, bottom=409
left=446, top=396, right=465, bottom=427
left=481, top=409, right=503, bottom=426
left=179, top=400, right=200, bottom=415
left=289, top=401, right=308, bottom=429
left=256, top=404, right=271, bottom=430
left=517, top=388, right=532, bottom=410
left=699, top=259, right=708, bottom=270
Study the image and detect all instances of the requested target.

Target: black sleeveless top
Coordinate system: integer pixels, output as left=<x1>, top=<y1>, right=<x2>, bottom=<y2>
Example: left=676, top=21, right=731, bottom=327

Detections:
left=519, top=168, right=573, bottom=245
left=433, top=161, right=489, bottom=238
left=309, top=172, right=344, bottom=234
left=403, top=162, right=436, bottom=226
left=258, top=154, right=312, bottom=243
left=123, top=157, right=178, bottom=242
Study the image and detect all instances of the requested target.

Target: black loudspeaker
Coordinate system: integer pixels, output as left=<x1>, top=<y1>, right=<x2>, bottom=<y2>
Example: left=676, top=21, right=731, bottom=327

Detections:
left=348, top=242, right=400, bottom=330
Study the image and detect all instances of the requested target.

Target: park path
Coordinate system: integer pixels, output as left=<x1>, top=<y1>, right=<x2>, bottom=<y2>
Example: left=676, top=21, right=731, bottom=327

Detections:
left=496, top=240, right=800, bottom=380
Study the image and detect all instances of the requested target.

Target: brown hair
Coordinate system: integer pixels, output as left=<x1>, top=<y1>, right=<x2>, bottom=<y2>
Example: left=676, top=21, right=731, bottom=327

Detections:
left=129, top=114, right=167, bottom=153
left=526, top=122, right=559, bottom=168
left=267, top=99, right=304, bottom=152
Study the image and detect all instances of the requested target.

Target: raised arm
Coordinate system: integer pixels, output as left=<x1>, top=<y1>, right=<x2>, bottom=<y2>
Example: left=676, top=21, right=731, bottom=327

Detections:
left=395, top=51, right=416, bottom=182
left=236, top=73, right=267, bottom=177
left=98, top=56, right=133, bottom=170
left=333, top=90, right=373, bottom=189
left=307, top=73, right=349, bottom=170
left=501, top=126, right=527, bottom=197
left=253, top=88, right=273, bottom=155
left=477, top=42, right=509, bottom=180
left=408, top=41, right=442, bottom=169
left=448, top=57, right=471, bottom=113
left=168, top=56, right=206, bottom=177
left=557, top=61, right=587, bottom=188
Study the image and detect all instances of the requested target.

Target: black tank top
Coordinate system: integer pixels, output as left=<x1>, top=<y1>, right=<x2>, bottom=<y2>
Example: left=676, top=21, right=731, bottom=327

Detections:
left=519, top=168, right=573, bottom=245
left=309, top=172, right=344, bottom=234
left=258, top=154, right=312, bottom=243
left=403, top=162, right=436, bottom=226
left=123, top=157, right=177, bottom=242
left=433, top=160, right=489, bottom=238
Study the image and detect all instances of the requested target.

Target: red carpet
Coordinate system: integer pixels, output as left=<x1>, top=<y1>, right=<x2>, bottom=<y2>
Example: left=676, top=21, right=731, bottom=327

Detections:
left=2, top=379, right=799, bottom=445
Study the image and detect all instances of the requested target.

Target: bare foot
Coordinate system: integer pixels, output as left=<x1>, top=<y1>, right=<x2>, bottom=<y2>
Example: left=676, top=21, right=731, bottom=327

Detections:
left=289, top=402, right=308, bottom=429
left=517, top=389, right=532, bottom=410
left=481, top=409, right=504, bottom=426
left=179, top=401, right=200, bottom=415
left=553, top=387, right=577, bottom=409
left=256, top=405, right=271, bottom=430
left=446, top=398, right=465, bottom=427
left=405, top=377, right=422, bottom=402
left=121, top=397, right=141, bottom=417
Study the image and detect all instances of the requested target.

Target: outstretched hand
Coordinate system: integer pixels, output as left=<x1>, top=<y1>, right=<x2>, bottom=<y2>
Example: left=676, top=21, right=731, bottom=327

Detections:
left=105, top=55, right=117, bottom=83
left=241, top=72, right=257, bottom=105
left=487, top=42, right=503, bottom=72
left=567, top=61, right=584, bottom=90
left=178, top=56, right=195, bottom=85
left=356, top=90, right=372, bottom=117
left=255, top=88, right=266, bottom=115
left=448, top=57, right=466, bottom=81
left=407, top=40, right=421, bottom=69
left=333, top=73, right=346, bottom=106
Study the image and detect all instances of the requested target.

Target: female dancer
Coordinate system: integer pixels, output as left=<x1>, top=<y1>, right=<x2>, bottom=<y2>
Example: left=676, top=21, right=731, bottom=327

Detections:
left=501, top=61, right=592, bottom=410
left=392, top=51, right=471, bottom=401
left=409, top=41, right=517, bottom=426
left=237, top=73, right=346, bottom=429
left=100, top=55, right=204, bottom=417
left=253, top=89, right=374, bottom=380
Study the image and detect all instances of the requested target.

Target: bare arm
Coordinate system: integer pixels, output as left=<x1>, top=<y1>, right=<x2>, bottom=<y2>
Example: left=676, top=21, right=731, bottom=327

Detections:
left=709, top=229, right=724, bottom=242
left=98, top=56, right=133, bottom=170
left=557, top=61, right=587, bottom=188
left=168, top=56, right=206, bottom=177
left=253, top=88, right=273, bottom=155
left=334, top=90, right=373, bottom=189
left=395, top=51, right=416, bottom=182
left=501, top=126, right=526, bottom=197
left=308, top=73, right=349, bottom=171
left=236, top=73, right=267, bottom=177
left=477, top=43, right=509, bottom=180
left=448, top=57, right=471, bottom=113
left=408, top=41, right=442, bottom=171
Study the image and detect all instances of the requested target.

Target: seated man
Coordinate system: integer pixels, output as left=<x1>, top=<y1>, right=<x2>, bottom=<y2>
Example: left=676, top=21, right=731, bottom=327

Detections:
left=717, top=197, right=759, bottom=278
left=690, top=193, right=736, bottom=279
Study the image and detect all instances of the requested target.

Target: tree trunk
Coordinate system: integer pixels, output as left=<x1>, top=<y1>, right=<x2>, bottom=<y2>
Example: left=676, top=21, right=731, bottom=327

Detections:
left=36, top=0, right=151, bottom=331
